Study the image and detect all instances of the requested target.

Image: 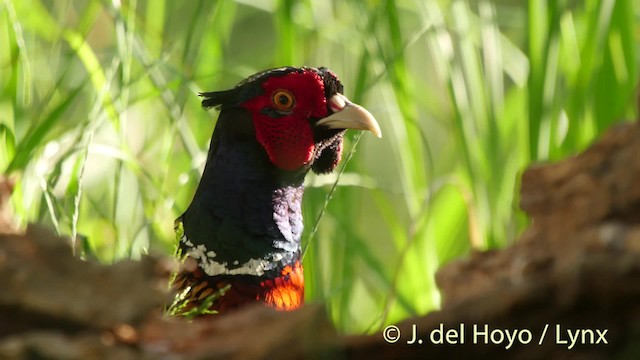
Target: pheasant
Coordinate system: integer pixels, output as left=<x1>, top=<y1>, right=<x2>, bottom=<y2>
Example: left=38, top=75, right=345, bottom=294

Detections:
left=172, top=66, right=380, bottom=314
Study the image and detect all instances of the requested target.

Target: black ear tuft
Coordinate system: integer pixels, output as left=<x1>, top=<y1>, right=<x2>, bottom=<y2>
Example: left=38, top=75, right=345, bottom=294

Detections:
left=199, top=89, right=238, bottom=109
left=316, top=67, right=344, bottom=99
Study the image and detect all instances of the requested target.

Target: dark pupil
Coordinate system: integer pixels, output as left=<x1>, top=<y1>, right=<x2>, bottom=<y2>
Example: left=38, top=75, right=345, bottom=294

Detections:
left=278, top=94, right=289, bottom=105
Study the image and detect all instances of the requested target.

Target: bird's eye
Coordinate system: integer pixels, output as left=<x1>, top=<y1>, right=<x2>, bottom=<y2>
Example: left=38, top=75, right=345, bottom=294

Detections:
left=271, top=90, right=295, bottom=111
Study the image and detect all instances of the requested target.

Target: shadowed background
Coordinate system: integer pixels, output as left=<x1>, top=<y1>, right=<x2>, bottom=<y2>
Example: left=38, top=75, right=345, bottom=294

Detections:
left=0, top=0, right=638, bottom=333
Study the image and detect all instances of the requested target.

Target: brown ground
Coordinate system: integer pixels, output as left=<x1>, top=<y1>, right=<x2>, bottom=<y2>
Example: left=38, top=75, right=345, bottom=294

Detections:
left=1, top=120, right=639, bottom=359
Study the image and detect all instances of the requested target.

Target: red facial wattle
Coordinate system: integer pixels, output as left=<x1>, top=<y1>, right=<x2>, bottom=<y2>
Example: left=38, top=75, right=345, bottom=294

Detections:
left=241, top=70, right=328, bottom=171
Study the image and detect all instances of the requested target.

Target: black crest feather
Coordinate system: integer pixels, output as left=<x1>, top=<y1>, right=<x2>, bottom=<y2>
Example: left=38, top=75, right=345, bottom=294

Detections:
left=199, top=67, right=304, bottom=111
left=199, top=89, right=239, bottom=110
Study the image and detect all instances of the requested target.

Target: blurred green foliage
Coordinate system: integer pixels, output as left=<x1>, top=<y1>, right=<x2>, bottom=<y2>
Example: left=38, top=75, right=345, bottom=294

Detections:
left=0, top=0, right=638, bottom=333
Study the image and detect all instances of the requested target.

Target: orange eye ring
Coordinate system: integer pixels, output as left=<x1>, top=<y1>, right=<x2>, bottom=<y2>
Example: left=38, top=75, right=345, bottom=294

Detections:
left=272, top=90, right=295, bottom=111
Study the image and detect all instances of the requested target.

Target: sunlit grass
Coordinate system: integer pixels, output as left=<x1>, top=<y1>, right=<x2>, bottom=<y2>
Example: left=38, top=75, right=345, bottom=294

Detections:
left=1, top=0, right=637, bottom=333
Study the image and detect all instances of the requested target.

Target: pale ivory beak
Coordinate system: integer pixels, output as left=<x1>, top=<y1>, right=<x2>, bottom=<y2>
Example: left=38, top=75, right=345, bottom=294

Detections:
left=316, top=93, right=382, bottom=138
